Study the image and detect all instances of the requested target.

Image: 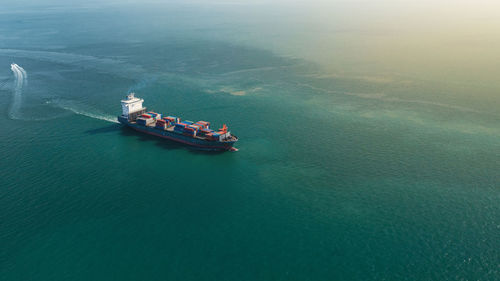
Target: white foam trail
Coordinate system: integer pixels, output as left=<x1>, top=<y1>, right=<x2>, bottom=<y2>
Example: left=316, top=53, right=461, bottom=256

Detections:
left=47, top=99, right=119, bottom=123
left=63, top=107, right=119, bottom=123
left=9, top=63, right=27, bottom=119
left=0, top=49, right=144, bottom=78
left=18, top=66, right=28, bottom=83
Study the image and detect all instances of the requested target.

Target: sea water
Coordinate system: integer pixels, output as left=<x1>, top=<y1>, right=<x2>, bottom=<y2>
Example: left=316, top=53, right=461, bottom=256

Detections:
left=0, top=1, right=499, bottom=280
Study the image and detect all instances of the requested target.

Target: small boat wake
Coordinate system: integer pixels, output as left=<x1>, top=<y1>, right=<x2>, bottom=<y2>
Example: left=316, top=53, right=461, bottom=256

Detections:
left=9, top=63, right=28, bottom=119
left=6, top=63, right=117, bottom=123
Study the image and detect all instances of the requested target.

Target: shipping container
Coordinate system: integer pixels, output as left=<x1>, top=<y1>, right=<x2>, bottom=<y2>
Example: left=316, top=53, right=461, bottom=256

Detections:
left=178, top=122, right=193, bottom=127
left=188, top=125, right=200, bottom=131
left=195, top=121, right=210, bottom=129
left=136, top=117, right=154, bottom=125
left=145, top=112, right=160, bottom=119
left=175, top=122, right=187, bottom=126
left=166, top=116, right=180, bottom=123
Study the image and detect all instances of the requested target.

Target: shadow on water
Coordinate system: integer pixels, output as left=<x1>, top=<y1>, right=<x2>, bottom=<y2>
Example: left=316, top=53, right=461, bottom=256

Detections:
left=85, top=124, right=121, bottom=135
left=118, top=126, right=227, bottom=155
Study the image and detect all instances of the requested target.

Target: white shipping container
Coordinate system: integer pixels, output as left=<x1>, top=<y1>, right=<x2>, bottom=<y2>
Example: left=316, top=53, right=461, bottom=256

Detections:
left=219, top=132, right=230, bottom=141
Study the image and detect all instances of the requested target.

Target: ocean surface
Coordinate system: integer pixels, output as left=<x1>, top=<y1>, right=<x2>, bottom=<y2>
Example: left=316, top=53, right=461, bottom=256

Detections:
left=1, top=1, right=499, bottom=280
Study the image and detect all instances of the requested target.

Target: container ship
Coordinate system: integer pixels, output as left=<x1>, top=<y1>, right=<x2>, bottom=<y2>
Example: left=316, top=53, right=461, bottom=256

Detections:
left=118, top=93, right=238, bottom=151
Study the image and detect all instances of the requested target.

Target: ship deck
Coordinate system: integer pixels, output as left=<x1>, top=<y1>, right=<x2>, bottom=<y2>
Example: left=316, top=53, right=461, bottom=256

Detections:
left=139, top=121, right=236, bottom=142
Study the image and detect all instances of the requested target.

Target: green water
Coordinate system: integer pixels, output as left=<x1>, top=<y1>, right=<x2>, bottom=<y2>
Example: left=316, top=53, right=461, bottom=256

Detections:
left=1, top=2, right=499, bottom=280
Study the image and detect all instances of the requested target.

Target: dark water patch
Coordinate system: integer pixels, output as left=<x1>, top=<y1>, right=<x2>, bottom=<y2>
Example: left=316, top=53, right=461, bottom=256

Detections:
left=85, top=124, right=121, bottom=135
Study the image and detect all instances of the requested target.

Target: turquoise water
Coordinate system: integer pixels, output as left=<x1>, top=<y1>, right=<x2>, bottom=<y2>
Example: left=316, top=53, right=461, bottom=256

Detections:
left=1, top=2, right=499, bottom=280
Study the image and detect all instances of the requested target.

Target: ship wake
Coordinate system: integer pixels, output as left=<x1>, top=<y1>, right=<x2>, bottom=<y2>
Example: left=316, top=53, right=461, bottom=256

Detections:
left=47, top=99, right=119, bottom=123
